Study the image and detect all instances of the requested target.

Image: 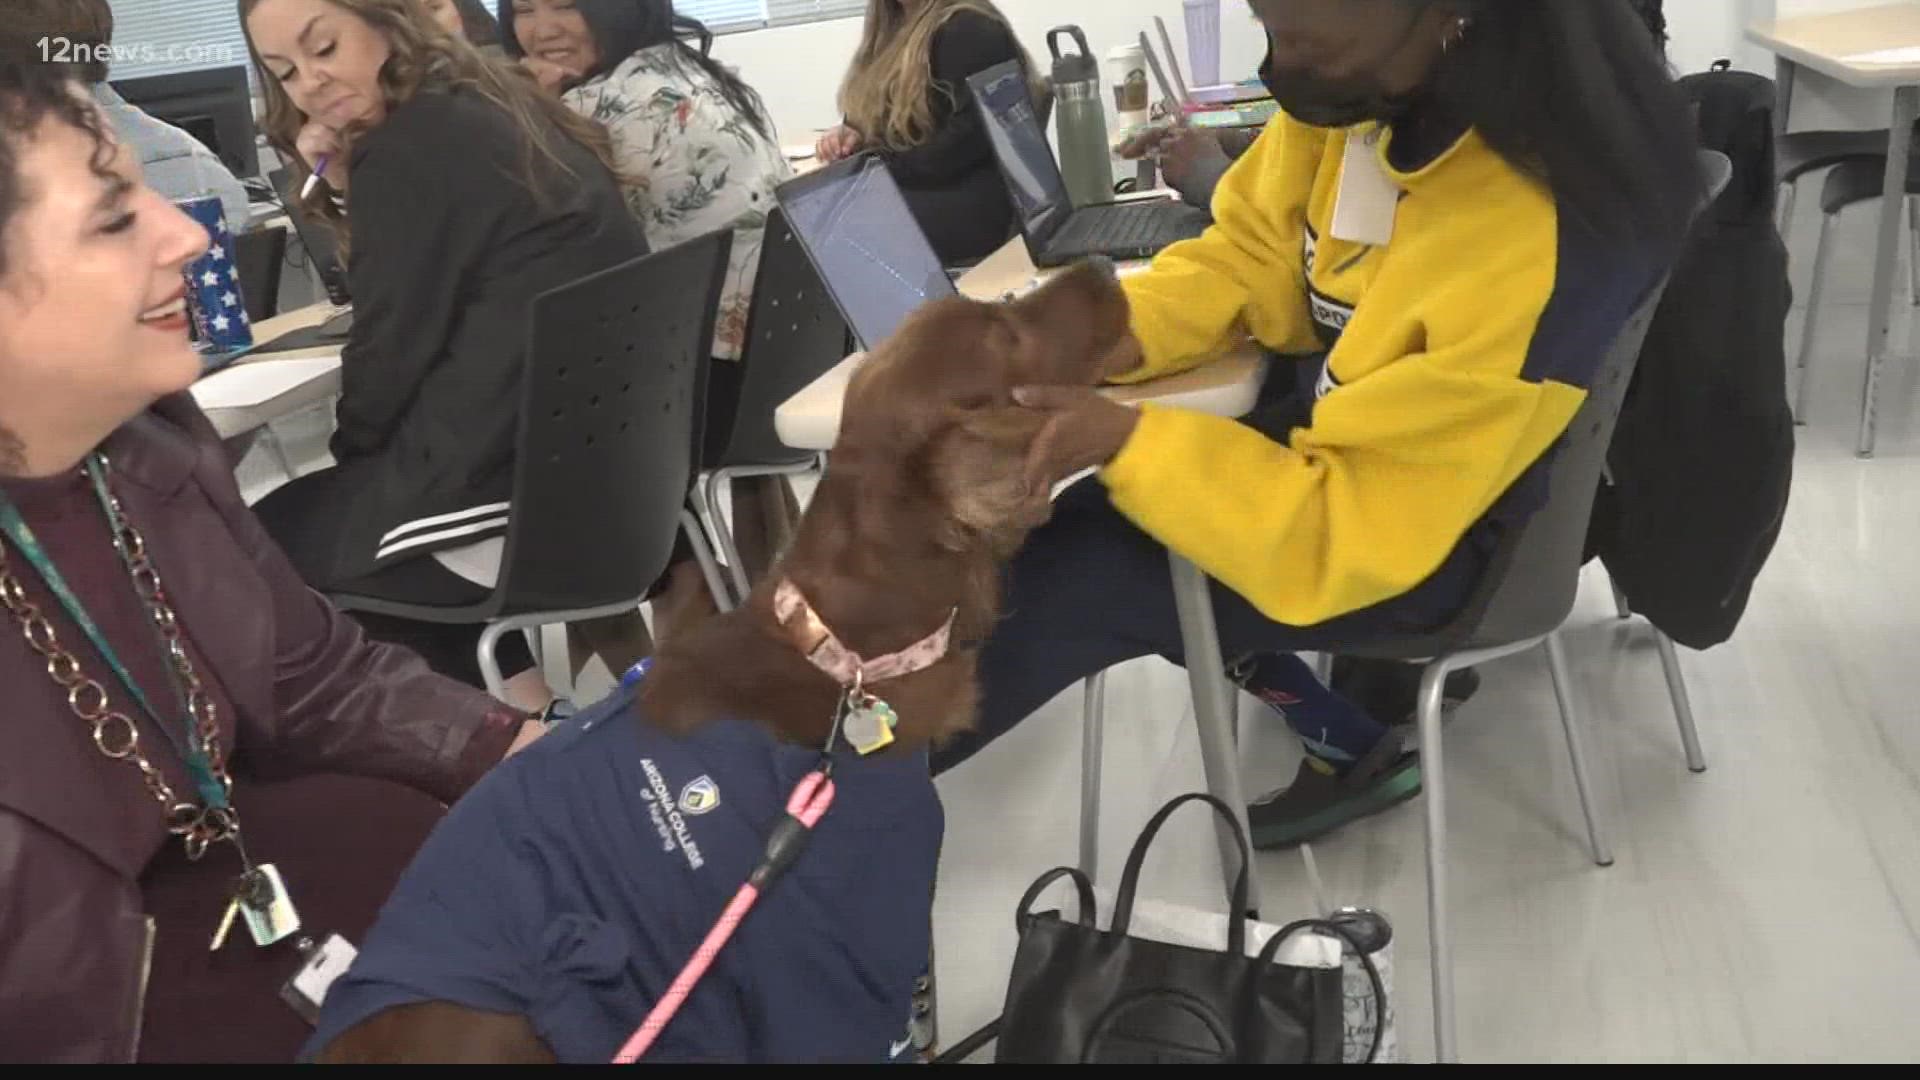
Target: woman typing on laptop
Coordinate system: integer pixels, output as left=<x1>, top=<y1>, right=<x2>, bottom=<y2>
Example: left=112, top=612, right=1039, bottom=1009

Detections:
left=940, top=0, right=1704, bottom=849
left=817, top=0, right=1043, bottom=266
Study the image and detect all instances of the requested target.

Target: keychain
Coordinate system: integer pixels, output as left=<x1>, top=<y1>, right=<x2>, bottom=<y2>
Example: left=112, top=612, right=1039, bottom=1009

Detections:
left=210, top=864, right=302, bottom=951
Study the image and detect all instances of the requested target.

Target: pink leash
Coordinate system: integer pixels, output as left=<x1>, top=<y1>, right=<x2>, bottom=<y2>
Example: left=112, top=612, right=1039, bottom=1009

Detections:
left=611, top=766, right=838, bottom=1063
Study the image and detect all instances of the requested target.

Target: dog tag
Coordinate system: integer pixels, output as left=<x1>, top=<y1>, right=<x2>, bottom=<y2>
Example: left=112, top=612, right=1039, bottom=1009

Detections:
left=239, top=864, right=303, bottom=947
left=1330, top=128, right=1399, bottom=247
left=843, top=696, right=899, bottom=757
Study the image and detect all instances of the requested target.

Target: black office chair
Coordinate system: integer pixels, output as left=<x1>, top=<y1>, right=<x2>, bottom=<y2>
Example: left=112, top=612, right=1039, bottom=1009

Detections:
left=688, top=207, right=852, bottom=605
left=1777, top=124, right=1908, bottom=230
left=329, top=232, right=737, bottom=698
left=233, top=224, right=287, bottom=323
left=1791, top=148, right=1920, bottom=420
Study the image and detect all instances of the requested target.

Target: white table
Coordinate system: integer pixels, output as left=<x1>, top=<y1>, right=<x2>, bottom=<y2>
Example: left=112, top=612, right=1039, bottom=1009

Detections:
left=192, top=302, right=345, bottom=440
left=1750, top=2, right=1920, bottom=457
left=773, top=234, right=1270, bottom=918
left=774, top=236, right=1270, bottom=451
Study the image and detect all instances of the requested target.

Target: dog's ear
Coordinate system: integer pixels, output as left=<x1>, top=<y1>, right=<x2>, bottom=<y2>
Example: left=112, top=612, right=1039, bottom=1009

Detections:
left=926, top=405, right=1054, bottom=547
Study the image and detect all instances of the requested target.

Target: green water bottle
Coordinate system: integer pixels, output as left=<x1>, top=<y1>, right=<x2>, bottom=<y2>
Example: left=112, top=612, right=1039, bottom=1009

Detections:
left=1048, top=25, right=1115, bottom=209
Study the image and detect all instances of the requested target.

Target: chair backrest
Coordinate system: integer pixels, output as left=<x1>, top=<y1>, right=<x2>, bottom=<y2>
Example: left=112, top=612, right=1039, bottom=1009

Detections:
left=1453, top=150, right=1734, bottom=649
left=489, top=231, right=734, bottom=618
left=705, top=206, right=852, bottom=469
left=233, top=225, right=287, bottom=323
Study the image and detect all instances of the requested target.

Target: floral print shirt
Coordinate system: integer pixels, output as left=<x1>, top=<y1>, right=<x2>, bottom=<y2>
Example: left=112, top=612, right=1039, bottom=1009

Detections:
left=564, top=45, right=794, bottom=361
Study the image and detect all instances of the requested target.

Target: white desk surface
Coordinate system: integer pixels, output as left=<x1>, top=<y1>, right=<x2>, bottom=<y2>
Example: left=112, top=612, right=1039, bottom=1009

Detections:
left=774, top=235, right=1268, bottom=453
left=193, top=302, right=345, bottom=439
left=1748, top=2, right=1920, bottom=87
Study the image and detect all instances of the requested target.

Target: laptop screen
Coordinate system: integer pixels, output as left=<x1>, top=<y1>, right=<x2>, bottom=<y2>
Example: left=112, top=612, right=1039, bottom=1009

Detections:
left=776, top=156, right=957, bottom=351
left=970, top=61, right=1069, bottom=244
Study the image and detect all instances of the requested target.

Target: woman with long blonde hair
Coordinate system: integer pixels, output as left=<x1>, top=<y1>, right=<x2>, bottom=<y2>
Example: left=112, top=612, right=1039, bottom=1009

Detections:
left=240, top=0, right=654, bottom=703
left=818, top=0, right=1035, bottom=265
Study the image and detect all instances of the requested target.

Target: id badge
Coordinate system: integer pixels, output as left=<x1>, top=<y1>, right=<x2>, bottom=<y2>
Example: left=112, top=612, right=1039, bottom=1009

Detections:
left=1330, top=129, right=1399, bottom=247
left=279, top=933, right=359, bottom=1026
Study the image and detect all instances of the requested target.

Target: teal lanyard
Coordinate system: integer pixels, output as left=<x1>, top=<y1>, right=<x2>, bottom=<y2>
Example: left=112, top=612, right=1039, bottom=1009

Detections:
left=0, top=456, right=229, bottom=811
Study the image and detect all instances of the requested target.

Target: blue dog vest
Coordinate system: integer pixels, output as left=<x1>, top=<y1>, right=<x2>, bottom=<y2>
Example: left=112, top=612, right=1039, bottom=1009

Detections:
left=304, top=686, right=944, bottom=1063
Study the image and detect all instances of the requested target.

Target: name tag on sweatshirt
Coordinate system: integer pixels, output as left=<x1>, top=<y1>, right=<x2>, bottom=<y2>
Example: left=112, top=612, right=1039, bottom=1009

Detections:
left=1331, top=130, right=1399, bottom=247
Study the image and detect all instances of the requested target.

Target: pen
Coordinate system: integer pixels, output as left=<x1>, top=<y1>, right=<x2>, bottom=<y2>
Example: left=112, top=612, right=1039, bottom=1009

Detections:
left=299, top=154, right=330, bottom=200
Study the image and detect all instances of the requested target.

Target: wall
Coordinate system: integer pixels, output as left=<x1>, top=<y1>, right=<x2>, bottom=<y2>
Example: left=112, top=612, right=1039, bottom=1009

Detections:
left=708, top=0, right=1814, bottom=147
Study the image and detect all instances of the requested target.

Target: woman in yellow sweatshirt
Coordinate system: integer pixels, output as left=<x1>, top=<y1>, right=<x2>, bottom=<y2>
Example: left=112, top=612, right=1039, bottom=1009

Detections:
left=934, top=0, right=1706, bottom=849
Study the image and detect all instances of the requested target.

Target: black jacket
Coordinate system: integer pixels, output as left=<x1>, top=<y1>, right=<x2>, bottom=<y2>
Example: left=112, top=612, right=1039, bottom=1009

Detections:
left=324, top=87, right=649, bottom=585
left=1589, top=67, right=1796, bottom=650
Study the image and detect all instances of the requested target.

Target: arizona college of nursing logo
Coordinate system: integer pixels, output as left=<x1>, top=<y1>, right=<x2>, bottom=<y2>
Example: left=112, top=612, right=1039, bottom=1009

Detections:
left=679, top=776, right=720, bottom=816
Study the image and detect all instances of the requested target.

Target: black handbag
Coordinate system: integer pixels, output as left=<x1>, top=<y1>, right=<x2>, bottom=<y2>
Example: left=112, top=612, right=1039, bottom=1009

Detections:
left=952, top=793, right=1386, bottom=1064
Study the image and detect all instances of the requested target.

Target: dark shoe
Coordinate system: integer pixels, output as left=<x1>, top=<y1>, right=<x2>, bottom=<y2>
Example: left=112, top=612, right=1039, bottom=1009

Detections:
left=1247, top=728, right=1423, bottom=850
left=1332, top=657, right=1482, bottom=729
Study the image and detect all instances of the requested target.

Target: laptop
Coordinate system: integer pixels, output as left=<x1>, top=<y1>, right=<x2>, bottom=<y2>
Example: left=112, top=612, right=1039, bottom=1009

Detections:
left=1141, top=31, right=1278, bottom=132
left=248, top=168, right=354, bottom=354
left=267, top=167, right=352, bottom=310
left=774, top=155, right=959, bottom=352
left=967, top=60, right=1211, bottom=269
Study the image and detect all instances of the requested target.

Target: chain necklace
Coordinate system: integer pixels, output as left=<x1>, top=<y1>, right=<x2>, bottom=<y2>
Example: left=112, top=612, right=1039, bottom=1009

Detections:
left=0, top=454, right=241, bottom=862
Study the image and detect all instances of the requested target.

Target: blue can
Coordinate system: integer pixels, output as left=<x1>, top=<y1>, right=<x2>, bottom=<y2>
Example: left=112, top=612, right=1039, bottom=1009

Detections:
left=175, top=194, right=254, bottom=358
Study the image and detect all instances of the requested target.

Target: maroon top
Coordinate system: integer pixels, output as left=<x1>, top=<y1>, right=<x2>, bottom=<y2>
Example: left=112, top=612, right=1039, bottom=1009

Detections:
left=0, top=395, right=526, bottom=1062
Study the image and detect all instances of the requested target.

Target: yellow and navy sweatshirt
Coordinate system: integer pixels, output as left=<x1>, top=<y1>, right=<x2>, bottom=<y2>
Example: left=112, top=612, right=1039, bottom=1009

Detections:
left=1104, top=114, right=1663, bottom=629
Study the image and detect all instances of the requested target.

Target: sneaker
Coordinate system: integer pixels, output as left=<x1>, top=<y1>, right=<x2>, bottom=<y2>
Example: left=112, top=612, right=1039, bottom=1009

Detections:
left=1246, top=728, right=1423, bottom=850
left=1331, top=657, right=1482, bottom=729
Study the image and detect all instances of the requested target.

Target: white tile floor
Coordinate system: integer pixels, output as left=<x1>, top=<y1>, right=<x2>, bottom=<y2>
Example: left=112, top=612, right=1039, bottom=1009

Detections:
left=240, top=193, right=1920, bottom=1063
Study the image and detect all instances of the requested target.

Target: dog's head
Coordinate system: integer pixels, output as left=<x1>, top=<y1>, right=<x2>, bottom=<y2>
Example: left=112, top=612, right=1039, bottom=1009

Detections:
left=833, top=258, right=1139, bottom=554
left=642, top=260, right=1138, bottom=748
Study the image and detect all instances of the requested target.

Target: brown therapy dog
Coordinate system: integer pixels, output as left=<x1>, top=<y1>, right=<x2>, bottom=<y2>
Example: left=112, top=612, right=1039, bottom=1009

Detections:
left=315, top=259, right=1141, bottom=1063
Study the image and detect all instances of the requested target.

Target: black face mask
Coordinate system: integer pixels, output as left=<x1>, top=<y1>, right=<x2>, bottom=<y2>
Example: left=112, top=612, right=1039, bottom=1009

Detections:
left=1258, top=5, right=1434, bottom=129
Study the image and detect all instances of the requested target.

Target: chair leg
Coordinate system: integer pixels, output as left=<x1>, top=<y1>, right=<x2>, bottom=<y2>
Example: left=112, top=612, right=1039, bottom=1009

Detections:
left=1079, top=671, right=1107, bottom=884
left=678, top=509, right=736, bottom=613
left=1908, top=196, right=1920, bottom=306
left=476, top=621, right=512, bottom=702
left=1795, top=210, right=1839, bottom=423
left=258, top=425, right=299, bottom=481
left=1612, top=579, right=1632, bottom=621
left=1167, top=553, right=1261, bottom=918
left=538, top=623, right=574, bottom=701
left=1778, top=180, right=1797, bottom=237
left=1416, top=660, right=1458, bottom=1064
left=1655, top=631, right=1708, bottom=774
left=1314, top=651, right=1334, bottom=683
left=701, top=470, right=753, bottom=607
left=1543, top=632, right=1615, bottom=869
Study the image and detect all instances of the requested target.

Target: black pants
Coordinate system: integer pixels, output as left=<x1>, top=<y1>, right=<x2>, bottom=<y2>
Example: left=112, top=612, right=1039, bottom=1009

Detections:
left=253, top=467, right=535, bottom=690
left=930, top=480, right=1490, bottom=774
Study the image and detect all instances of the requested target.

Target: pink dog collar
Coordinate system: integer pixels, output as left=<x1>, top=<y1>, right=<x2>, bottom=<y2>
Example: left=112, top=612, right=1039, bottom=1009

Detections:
left=773, top=579, right=956, bottom=688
